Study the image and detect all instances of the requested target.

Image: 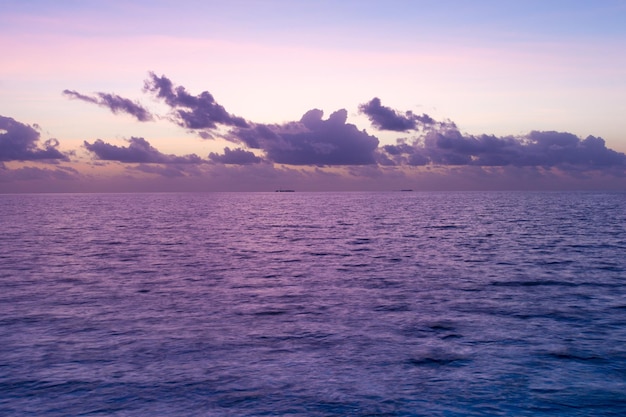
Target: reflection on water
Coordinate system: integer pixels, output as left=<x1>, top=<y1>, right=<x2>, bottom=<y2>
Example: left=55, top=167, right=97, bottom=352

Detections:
left=1, top=191, right=625, bottom=416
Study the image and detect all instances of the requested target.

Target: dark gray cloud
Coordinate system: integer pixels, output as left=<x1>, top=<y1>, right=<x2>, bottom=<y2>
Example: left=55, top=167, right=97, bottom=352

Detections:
left=381, top=128, right=626, bottom=169
left=63, top=90, right=153, bottom=122
left=230, top=108, right=379, bottom=165
left=359, top=97, right=435, bottom=131
left=84, top=137, right=203, bottom=164
left=143, top=72, right=249, bottom=129
left=209, top=147, right=263, bottom=165
left=0, top=115, right=67, bottom=161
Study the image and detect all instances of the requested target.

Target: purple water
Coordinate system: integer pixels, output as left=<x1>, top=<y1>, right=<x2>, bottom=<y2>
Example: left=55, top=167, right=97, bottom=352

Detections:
left=1, top=191, right=625, bottom=416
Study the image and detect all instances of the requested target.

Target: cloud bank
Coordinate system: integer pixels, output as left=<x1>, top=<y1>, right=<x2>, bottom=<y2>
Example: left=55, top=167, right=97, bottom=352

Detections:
left=369, top=99, right=626, bottom=171
left=61, top=74, right=626, bottom=174
left=4, top=72, right=618, bottom=192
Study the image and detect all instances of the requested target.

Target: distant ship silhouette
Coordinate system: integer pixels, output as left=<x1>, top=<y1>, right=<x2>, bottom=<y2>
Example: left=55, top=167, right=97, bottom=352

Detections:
left=275, top=189, right=295, bottom=192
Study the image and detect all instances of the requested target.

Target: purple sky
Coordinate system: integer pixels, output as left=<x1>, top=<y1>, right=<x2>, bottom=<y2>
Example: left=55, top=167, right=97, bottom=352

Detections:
left=1, top=1, right=625, bottom=192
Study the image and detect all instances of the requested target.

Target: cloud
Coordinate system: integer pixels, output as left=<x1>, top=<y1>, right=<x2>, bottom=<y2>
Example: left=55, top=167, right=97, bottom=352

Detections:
left=63, top=89, right=154, bottom=122
left=132, top=164, right=192, bottom=178
left=0, top=115, right=67, bottom=161
left=523, top=131, right=625, bottom=167
left=84, top=137, right=203, bottom=164
left=0, top=165, right=78, bottom=182
left=360, top=99, right=625, bottom=172
left=229, top=108, right=379, bottom=165
left=209, top=147, right=263, bottom=165
left=33, top=67, right=626, bottom=191
left=381, top=128, right=626, bottom=169
left=143, top=72, right=249, bottom=129
left=359, top=97, right=435, bottom=131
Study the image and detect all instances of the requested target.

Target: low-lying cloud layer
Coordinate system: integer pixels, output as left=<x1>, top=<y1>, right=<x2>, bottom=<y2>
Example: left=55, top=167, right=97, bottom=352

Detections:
left=59, top=73, right=626, bottom=173
left=84, top=137, right=203, bottom=164
left=2, top=72, right=624, bottom=191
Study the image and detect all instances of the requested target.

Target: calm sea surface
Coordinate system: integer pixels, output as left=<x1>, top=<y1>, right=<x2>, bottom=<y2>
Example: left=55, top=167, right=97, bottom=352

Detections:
left=1, top=191, right=626, bottom=416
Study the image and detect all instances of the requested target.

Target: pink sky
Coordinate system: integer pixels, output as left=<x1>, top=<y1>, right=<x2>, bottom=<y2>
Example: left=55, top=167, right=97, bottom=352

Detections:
left=1, top=1, right=625, bottom=192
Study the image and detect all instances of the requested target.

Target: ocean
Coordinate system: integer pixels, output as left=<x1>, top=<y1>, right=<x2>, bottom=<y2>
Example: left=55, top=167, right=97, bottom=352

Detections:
left=1, top=191, right=625, bottom=416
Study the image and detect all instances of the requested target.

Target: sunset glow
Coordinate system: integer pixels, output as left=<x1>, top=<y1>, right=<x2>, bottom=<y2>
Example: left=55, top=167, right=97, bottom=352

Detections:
left=1, top=0, right=625, bottom=191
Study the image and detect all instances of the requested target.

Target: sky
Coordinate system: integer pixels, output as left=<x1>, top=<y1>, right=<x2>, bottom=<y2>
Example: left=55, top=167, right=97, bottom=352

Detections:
left=1, top=0, right=626, bottom=192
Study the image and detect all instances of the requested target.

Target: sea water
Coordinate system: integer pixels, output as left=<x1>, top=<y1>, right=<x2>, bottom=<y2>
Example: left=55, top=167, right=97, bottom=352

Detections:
left=1, top=191, right=625, bottom=416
